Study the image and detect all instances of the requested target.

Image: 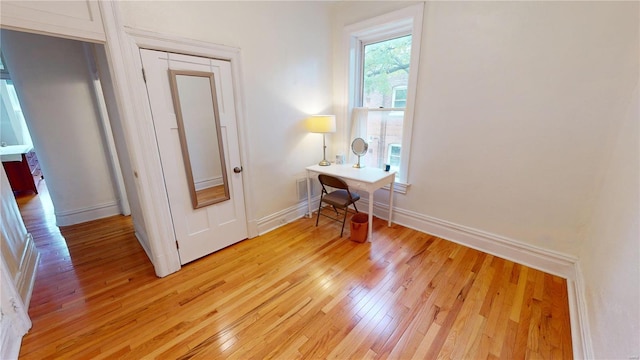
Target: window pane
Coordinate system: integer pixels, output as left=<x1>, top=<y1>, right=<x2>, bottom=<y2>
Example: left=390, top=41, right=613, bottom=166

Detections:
left=392, top=87, right=407, bottom=108
left=362, top=35, right=412, bottom=108
left=361, top=110, right=404, bottom=171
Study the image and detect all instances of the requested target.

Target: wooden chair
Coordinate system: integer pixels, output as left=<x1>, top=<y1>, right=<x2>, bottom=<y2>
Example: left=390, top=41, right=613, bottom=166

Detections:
left=315, top=174, right=360, bottom=236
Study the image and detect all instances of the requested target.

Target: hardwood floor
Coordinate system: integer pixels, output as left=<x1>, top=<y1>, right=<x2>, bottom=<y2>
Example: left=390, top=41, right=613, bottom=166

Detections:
left=17, top=182, right=573, bottom=359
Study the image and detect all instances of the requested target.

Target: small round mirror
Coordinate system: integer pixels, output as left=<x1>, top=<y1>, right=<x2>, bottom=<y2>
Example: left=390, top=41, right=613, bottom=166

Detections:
left=351, top=138, right=368, bottom=168
left=351, top=138, right=368, bottom=156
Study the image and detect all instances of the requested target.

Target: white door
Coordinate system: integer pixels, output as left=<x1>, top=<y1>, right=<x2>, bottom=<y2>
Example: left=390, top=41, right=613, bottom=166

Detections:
left=140, top=49, right=247, bottom=264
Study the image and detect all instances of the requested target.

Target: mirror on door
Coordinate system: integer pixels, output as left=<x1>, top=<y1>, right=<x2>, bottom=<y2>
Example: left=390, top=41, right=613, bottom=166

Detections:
left=168, top=70, right=230, bottom=209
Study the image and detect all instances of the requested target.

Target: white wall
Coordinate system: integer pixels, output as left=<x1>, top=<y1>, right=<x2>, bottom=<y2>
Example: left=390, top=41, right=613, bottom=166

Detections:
left=332, top=1, right=638, bottom=257
left=119, top=1, right=334, bottom=220
left=579, top=83, right=639, bottom=359
left=1, top=30, right=120, bottom=226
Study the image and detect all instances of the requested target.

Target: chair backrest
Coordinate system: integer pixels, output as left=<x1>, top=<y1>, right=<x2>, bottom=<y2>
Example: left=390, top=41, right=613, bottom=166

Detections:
left=318, top=174, right=349, bottom=191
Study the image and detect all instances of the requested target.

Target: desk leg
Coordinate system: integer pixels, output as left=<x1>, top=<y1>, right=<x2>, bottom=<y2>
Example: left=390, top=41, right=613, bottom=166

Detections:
left=388, top=181, right=394, bottom=227
left=368, top=192, right=374, bottom=241
left=306, top=172, right=312, bottom=218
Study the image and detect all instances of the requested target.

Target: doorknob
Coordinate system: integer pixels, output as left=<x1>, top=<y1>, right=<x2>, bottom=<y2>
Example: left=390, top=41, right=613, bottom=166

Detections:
left=233, top=166, right=243, bottom=173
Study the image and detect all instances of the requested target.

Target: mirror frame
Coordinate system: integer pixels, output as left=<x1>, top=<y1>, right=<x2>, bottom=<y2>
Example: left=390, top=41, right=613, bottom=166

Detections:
left=168, top=69, right=230, bottom=209
left=351, top=137, right=368, bottom=168
left=351, top=137, right=368, bottom=156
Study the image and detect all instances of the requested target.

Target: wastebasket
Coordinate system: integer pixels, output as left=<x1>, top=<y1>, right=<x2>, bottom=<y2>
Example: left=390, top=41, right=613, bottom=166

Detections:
left=350, top=213, right=368, bottom=243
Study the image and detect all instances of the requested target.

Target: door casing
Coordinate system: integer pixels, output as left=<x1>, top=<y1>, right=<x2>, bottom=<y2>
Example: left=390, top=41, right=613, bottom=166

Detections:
left=104, top=25, right=258, bottom=276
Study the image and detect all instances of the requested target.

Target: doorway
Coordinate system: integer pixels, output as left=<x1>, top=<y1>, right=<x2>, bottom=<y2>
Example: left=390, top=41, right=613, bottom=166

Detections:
left=1, top=29, right=143, bottom=257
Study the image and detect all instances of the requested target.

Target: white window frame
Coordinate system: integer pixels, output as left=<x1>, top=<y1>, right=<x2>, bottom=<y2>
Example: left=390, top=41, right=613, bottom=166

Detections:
left=344, top=3, right=424, bottom=190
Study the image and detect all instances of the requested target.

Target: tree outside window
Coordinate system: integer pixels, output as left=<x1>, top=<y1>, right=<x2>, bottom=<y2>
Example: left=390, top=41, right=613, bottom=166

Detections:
left=360, top=35, right=411, bottom=171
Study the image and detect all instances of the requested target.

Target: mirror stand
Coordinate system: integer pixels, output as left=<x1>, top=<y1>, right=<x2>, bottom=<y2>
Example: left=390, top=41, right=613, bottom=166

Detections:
left=353, top=154, right=364, bottom=168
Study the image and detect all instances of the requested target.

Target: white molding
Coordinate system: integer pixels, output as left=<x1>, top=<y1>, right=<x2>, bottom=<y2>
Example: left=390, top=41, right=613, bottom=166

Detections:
left=362, top=198, right=577, bottom=278
left=99, top=2, right=183, bottom=277
left=0, top=1, right=105, bottom=43
left=569, top=264, right=595, bottom=359
left=14, top=233, right=39, bottom=308
left=1, top=256, right=32, bottom=360
left=257, top=198, right=320, bottom=235
left=115, top=27, right=256, bottom=275
left=54, top=201, right=120, bottom=227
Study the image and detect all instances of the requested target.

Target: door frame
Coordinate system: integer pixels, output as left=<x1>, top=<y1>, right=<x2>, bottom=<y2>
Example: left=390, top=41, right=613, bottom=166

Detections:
left=99, top=4, right=257, bottom=277
left=129, top=30, right=258, bottom=271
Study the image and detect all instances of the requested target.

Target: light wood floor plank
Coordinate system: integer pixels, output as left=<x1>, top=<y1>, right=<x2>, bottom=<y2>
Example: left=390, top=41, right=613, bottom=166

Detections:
left=16, top=181, right=573, bottom=359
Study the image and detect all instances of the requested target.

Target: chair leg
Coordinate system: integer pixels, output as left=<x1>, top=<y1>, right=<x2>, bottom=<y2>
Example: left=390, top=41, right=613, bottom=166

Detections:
left=353, top=202, right=359, bottom=213
left=316, top=195, right=323, bottom=227
left=340, top=206, right=348, bottom=237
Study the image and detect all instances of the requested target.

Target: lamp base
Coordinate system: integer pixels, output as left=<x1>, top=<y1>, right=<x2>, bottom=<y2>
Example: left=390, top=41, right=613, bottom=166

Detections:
left=318, top=159, right=331, bottom=166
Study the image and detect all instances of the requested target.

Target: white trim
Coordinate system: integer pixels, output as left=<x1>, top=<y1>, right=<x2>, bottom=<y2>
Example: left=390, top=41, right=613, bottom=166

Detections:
left=569, top=264, right=595, bottom=359
left=257, top=200, right=318, bottom=235
left=1, top=254, right=32, bottom=360
left=0, top=1, right=106, bottom=43
left=97, top=2, right=181, bottom=277
left=364, top=198, right=577, bottom=278
left=114, top=27, right=257, bottom=271
left=14, top=233, right=39, bottom=308
left=54, top=201, right=120, bottom=227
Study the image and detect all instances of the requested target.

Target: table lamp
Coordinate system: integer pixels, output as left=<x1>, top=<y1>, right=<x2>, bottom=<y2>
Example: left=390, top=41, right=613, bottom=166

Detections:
left=307, top=115, right=336, bottom=166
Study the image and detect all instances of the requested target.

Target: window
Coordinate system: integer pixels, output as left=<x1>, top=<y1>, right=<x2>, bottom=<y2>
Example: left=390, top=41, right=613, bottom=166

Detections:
left=345, top=4, right=423, bottom=188
left=0, top=51, right=33, bottom=147
left=388, top=144, right=401, bottom=170
left=392, top=86, right=407, bottom=109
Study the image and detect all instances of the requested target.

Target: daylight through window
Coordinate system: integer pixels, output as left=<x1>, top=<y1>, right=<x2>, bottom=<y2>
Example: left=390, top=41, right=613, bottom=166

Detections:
left=346, top=4, right=423, bottom=186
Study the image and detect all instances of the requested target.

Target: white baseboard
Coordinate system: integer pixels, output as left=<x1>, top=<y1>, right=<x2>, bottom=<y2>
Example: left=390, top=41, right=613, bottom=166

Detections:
left=569, top=264, right=595, bottom=359
left=55, top=201, right=121, bottom=226
left=256, top=199, right=317, bottom=235
left=362, top=198, right=578, bottom=279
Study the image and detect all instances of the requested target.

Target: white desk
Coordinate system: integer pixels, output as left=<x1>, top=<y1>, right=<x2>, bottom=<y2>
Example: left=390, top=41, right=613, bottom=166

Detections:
left=306, top=164, right=395, bottom=241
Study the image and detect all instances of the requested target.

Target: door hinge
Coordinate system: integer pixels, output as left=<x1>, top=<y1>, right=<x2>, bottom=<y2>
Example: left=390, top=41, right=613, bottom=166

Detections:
left=142, top=68, right=147, bottom=83
left=175, top=241, right=179, bottom=249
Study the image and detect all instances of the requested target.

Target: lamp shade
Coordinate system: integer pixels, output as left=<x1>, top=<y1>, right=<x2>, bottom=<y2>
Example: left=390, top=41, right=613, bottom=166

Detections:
left=307, top=115, right=336, bottom=133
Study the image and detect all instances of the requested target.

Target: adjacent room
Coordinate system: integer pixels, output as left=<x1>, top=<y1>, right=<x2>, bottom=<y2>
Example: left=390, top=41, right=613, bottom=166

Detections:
left=1, top=1, right=637, bottom=359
